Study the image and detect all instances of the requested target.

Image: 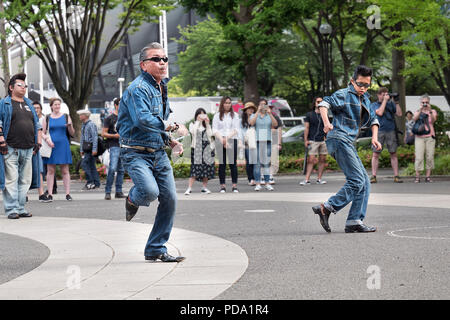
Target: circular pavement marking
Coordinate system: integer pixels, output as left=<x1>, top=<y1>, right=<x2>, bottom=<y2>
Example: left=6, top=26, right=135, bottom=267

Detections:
left=387, top=226, right=450, bottom=240
left=244, top=209, right=276, bottom=213
left=0, top=217, right=248, bottom=300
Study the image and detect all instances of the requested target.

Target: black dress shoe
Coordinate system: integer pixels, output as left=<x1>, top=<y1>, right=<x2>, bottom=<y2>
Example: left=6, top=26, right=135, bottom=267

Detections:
left=18, top=212, right=32, bottom=218
left=145, top=253, right=186, bottom=263
left=125, top=196, right=138, bottom=221
left=115, top=192, right=126, bottom=199
left=345, top=224, right=377, bottom=233
left=7, top=213, right=20, bottom=219
left=312, top=204, right=331, bottom=233
left=105, top=193, right=111, bottom=200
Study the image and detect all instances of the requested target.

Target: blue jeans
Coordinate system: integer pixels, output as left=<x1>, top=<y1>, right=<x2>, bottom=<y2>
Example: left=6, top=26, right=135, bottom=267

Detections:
left=3, top=146, right=33, bottom=216
left=82, top=152, right=100, bottom=187
left=105, top=147, right=124, bottom=194
left=253, top=141, right=271, bottom=183
left=324, top=138, right=371, bottom=225
left=120, top=148, right=177, bottom=256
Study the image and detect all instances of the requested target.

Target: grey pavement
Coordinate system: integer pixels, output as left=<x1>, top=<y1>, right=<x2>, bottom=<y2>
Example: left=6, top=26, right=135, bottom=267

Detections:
left=0, top=169, right=449, bottom=300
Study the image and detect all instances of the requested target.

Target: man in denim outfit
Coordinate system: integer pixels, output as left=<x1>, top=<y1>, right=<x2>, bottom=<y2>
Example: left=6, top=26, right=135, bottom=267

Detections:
left=117, top=42, right=185, bottom=263
left=312, top=65, right=382, bottom=233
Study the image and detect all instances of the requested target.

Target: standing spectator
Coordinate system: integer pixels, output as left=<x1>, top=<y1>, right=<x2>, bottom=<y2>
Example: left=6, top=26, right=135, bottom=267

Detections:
left=79, top=109, right=101, bottom=190
left=313, top=65, right=381, bottom=233
left=212, top=96, right=241, bottom=193
left=116, top=42, right=185, bottom=262
left=413, top=94, right=438, bottom=183
left=102, top=97, right=126, bottom=200
left=32, top=101, right=51, bottom=202
left=268, top=102, right=282, bottom=185
left=42, top=98, right=75, bottom=201
left=404, top=111, right=415, bottom=145
left=240, top=102, right=257, bottom=186
left=0, top=73, right=42, bottom=219
left=184, top=108, right=215, bottom=195
left=370, top=87, right=403, bottom=183
left=249, top=99, right=278, bottom=191
left=300, top=97, right=328, bottom=186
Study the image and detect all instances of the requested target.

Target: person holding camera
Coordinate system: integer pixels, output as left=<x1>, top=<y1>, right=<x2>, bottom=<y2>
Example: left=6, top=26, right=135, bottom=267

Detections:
left=413, top=94, right=437, bottom=183
left=370, top=87, right=403, bottom=183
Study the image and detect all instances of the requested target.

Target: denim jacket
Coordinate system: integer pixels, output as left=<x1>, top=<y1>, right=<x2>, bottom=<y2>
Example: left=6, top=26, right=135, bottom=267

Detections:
left=116, top=71, right=171, bottom=149
left=318, top=84, right=379, bottom=143
left=0, top=96, right=42, bottom=190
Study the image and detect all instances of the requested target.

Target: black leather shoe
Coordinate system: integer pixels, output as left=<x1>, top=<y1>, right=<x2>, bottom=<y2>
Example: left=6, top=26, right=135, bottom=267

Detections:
left=345, top=224, right=377, bottom=233
left=145, top=253, right=186, bottom=263
left=18, top=212, right=32, bottom=218
left=105, top=193, right=111, bottom=200
left=7, top=213, right=20, bottom=219
left=125, top=196, right=138, bottom=221
left=312, top=204, right=331, bottom=233
left=115, top=192, right=126, bottom=199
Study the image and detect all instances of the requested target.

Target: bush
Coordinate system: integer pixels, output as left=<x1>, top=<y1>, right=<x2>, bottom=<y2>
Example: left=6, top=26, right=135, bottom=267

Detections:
left=402, top=153, right=450, bottom=176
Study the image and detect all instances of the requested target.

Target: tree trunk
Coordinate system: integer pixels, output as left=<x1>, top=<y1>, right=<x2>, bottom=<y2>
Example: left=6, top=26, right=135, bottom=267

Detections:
left=0, top=0, right=10, bottom=94
left=391, top=23, right=406, bottom=144
left=243, top=58, right=259, bottom=104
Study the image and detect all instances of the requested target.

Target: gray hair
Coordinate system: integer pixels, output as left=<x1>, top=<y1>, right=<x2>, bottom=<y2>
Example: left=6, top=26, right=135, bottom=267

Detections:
left=420, top=93, right=430, bottom=102
left=139, top=42, right=164, bottom=62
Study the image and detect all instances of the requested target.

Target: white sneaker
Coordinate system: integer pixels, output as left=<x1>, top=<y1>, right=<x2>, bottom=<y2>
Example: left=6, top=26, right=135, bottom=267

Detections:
left=268, top=176, right=275, bottom=185
left=299, top=180, right=311, bottom=186
left=201, top=188, right=211, bottom=194
left=184, top=188, right=191, bottom=195
left=316, top=179, right=327, bottom=185
left=254, top=185, right=262, bottom=191
left=265, top=184, right=274, bottom=191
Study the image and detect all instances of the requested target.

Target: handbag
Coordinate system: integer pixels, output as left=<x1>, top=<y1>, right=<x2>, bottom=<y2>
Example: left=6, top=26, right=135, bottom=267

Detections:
left=82, top=141, right=93, bottom=152
left=412, top=113, right=430, bottom=136
left=245, top=127, right=257, bottom=149
left=40, top=137, right=53, bottom=158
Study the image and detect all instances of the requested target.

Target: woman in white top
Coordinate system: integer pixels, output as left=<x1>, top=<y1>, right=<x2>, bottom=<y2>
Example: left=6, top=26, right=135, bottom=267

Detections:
left=212, top=96, right=241, bottom=193
left=185, top=108, right=215, bottom=195
left=32, top=101, right=50, bottom=202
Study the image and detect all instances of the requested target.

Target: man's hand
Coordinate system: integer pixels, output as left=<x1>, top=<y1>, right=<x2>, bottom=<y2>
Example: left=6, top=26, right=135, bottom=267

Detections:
left=0, top=139, right=8, bottom=155
left=170, top=139, right=183, bottom=155
left=92, top=151, right=98, bottom=156
left=33, top=143, right=41, bottom=155
left=372, top=139, right=382, bottom=151
left=305, top=140, right=309, bottom=147
left=323, top=123, right=333, bottom=134
left=165, top=122, right=179, bottom=132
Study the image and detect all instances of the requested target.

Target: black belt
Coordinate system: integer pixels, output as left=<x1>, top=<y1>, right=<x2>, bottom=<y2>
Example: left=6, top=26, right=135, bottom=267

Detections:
left=121, top=144, right=159, bottom=153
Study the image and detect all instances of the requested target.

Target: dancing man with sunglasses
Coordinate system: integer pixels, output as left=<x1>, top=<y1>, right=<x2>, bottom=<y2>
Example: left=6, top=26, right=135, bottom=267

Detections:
left=312, top=65, right=382, bottom=233
left=116, top=42, right=185, bottom=263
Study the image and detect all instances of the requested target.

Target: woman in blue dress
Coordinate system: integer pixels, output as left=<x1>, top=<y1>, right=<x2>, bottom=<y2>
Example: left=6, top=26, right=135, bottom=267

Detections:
left=42, top=98, right=75, bottom=201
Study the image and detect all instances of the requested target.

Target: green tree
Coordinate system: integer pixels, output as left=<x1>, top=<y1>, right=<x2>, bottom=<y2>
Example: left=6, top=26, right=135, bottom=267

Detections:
left=178, top=0, right=318, bottom=104
left=2, top=0, right=174, bottom=134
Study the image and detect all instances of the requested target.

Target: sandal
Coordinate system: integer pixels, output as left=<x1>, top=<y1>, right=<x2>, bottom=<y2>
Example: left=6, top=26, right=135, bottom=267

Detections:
left=425, top=177, right=432, bottom=183
left=414, top=177, right=420, bottom=183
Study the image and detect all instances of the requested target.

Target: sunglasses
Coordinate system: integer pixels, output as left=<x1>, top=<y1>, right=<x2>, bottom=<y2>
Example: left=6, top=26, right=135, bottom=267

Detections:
left=143, top=56, right=169, bottom=63
left=354, top=81, right=370, bottom=89
left=16, top=83, right=28, bottom=88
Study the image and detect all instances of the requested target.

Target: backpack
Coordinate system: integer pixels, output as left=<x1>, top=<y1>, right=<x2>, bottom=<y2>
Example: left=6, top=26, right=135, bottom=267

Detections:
left=412, top=113, right=430, bottom=136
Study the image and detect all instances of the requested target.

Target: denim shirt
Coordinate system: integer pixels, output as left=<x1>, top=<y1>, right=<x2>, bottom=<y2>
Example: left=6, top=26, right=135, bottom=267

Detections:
left=116, top=71, right=171, bottom=149
left=80, top=120, right=98, bottom=153
left=0, top=96, right=42, bottom=190
left=318, top=84, right=379, bottom=143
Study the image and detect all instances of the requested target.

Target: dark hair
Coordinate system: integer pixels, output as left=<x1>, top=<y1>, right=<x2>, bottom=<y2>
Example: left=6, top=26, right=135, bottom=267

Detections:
left=113, top=97, right=121, bottom=106
left=406, top=111, right=413, bottom=116
left=219, top=96, right=234, bottom=121
left=8, top=73, right=27, bottom=95
left=259, top=98, right=268, bottom=105
left=194, top=107, right=207, bottom=128
left=311, top=96, right=322, bottom=111
left=352, top=65, right=372, bottom=80
left=32, top=100, right=42, bottom=109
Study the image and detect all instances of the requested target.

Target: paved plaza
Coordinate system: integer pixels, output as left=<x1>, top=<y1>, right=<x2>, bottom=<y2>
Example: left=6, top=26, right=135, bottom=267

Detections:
left=0, top=169, right=449, bottom=300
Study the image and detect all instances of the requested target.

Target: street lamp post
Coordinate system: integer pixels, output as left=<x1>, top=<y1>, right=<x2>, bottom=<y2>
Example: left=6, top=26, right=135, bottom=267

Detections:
left=118, top=77, right=125, bottom=97
left=319, top=23, right=332, bottom=96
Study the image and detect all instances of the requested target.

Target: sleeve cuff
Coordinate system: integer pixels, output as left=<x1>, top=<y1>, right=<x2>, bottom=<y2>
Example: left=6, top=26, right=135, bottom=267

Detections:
left=318, top=101, right=330, bottom=109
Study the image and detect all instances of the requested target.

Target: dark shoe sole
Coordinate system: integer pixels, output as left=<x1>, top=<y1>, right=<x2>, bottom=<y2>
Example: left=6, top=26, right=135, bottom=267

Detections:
left=312, top=204, right=331, bottom=233
left=126, top=197, right=138, bottom=222
left=345, top=226, right=377, bottom=233
left=18, top=213, right=32, bottom=218
left=145, top=255, right=186, bottom=263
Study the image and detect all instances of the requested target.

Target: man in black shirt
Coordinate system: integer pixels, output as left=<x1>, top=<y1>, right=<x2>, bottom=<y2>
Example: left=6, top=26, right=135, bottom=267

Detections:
left=300, top=97, right=328, bottom=186
left=0, top=73, right=42, bottom=219
left=102, top=97, right=125, bottom=200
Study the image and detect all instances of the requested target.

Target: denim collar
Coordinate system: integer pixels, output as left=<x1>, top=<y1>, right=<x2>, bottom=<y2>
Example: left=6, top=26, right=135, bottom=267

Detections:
left=141, top=70, right=170, bottom=88
left=347, top=83, right=370, bottom=101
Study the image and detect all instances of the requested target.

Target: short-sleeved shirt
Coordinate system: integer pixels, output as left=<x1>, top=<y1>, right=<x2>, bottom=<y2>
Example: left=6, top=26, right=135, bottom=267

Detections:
left=370, top=101, right=396, bottom=132
left=6, top=100, right=35, bottom=149
left=103, top=113, right=119, bottom=148
left=251, top=113, right=272, bottom=141
left=305, top=111, right=326, bottom=142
